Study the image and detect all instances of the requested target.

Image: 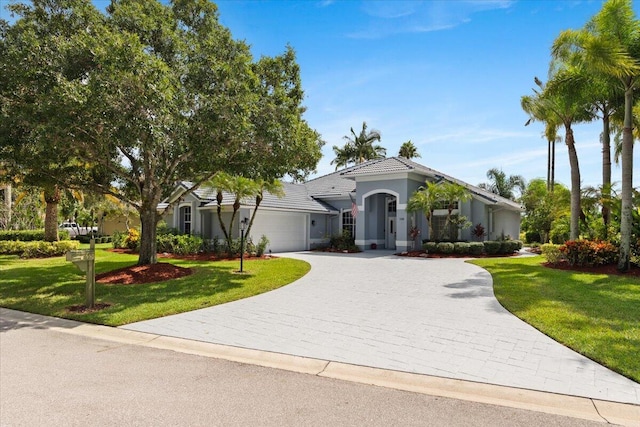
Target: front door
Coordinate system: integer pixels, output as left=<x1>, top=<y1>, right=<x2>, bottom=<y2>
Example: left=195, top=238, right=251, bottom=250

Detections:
left=387, top=216, right=396, bottom=250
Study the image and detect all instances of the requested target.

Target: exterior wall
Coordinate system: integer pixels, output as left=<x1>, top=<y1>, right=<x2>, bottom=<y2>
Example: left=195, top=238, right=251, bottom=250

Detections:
left=491, top=209, right=521, bottom=241
left=102, top=214, right=140, bottom=236
left=309, top=212, right=330, bottom=249
left=469, top=199, right=489, bottom=241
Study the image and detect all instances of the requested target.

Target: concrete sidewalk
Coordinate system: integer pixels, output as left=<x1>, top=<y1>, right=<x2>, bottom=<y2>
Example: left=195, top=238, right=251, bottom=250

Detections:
left=122, top=251, right=640, bottom=406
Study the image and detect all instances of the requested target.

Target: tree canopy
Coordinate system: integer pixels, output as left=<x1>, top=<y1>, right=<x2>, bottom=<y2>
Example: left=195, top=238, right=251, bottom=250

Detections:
left=331, top=122, right=385, bottom=169
left=0, top=0, right=323, bottom=264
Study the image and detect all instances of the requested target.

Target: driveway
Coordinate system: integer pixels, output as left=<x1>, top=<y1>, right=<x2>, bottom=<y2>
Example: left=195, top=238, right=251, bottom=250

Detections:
left=123, top=251, right=640, bottom=405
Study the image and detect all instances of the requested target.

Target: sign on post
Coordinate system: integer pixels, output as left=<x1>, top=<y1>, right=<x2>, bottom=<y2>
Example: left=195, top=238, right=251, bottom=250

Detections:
left=66, top=239, right=96, bottom=308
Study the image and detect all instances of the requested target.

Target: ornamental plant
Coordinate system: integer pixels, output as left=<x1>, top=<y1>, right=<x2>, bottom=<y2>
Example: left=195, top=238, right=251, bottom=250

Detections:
left=560, top=239, right=618, bottom=267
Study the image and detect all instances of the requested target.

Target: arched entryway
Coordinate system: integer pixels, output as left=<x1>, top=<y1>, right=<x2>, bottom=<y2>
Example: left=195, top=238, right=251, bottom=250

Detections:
left=357, top=189, right=399, bottom=250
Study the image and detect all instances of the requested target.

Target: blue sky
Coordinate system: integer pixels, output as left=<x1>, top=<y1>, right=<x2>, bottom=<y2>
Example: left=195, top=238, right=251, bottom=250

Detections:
left=212, top=0, right=639, bottom=190
left=2, top=0, right=638, bottom=190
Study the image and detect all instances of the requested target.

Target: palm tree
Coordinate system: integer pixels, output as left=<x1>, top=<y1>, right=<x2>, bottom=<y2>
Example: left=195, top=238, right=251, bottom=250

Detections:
left=398, top=140, right=421, bottom=159
left=406, top=181, right=442, bottom=240
left=209, top=173, right=260, bottom=250
left=331, top=122, right=385, bottom=169
left=522, top=70, right=593, bottom=241
left=245, top=178, right=284, bottom=238
left=521, top=77, right=563, bottom=193
left=478, top=168, right=525, bottom=201
left=439, top=182, right=471, bottom=240
left=552, top=0, right=640, bottom=271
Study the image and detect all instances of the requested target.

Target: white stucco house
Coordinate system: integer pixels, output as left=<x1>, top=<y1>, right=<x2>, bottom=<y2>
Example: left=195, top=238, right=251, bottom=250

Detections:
left=161, top=157, right=523, bottom=253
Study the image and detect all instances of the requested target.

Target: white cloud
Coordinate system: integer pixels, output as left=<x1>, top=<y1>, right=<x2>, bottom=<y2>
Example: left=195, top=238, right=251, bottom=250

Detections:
left=347, top=0, right=515, bottom=39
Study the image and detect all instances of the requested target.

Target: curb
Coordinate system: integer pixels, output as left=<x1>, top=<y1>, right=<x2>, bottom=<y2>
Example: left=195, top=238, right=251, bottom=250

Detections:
left=2, top=308, right=639, bottom=426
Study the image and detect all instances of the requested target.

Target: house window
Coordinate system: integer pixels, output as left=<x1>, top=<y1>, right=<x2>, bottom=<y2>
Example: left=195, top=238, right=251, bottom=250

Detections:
left=432, top=215, right=458, bottom=241
left=388, top=200, right=396, bottom=213
left=342, top=210, right=355, bottom=238
left=434, top=200, right=458, bottom=210
left=181, top=206, right=191, bottom=235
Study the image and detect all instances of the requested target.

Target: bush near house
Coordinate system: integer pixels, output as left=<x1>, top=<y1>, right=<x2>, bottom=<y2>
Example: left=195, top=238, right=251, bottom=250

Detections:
left=437, top=242, right=455, bottom=254
left=453, top=242, right=470, bottom=254
left=469, top=242, right=484, bottom=255
left=0, top=229, right=70, bottom=241
left=421, top=240, right=522, bottom=256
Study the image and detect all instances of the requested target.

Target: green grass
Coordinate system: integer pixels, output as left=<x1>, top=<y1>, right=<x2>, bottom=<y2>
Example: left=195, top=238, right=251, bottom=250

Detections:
left=0, top=243, right=310, bottom=326
left=469, top=255, right=640, bottom=383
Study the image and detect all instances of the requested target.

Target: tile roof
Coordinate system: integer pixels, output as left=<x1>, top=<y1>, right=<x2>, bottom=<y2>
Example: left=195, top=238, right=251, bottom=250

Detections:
left=321, top=157, right=523, bottom=211
left=176, top=181, right=336, bottom=213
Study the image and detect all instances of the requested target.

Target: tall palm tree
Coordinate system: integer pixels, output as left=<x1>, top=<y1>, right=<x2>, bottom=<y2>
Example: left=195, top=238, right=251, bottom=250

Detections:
left=398, top=140, right=421, bottom=159
left=522, top=70, right=593, bottom=241
left=552, top=0, right=639, bottom=270
left=478, top=168, right=526, bottom=201
left=331, top=122, right=385, bottom=169
left=522, top=77, right=562, bottom=193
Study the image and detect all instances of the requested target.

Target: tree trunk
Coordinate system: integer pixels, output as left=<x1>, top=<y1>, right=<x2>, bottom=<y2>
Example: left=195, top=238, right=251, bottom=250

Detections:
left=138, top=206, right=159, bottom=265
left=1, top=183, right=10, bottom=227
left=601, top=114, right=611, bottom=232
left=551, top=138, right=555, bottom=193
left=547, top=138, right=551, bottom=191
left=617, top=85, right=634, bottom=272
left=565, top=125, right=581, bottom=241
left=43, top=185, right=60, bottom=242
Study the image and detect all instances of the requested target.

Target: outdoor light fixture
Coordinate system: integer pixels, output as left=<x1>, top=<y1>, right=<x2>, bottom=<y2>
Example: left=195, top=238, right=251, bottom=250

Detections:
left=240, top=218, right=248, bottom=273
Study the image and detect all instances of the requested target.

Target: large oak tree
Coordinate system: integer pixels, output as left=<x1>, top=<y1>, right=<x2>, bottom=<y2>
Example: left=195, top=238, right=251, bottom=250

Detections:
left=0, top=0, right=323, bottom=264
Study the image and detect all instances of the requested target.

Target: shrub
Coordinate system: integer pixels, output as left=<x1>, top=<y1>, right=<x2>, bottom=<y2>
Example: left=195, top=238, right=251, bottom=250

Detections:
left=471, top=223, right=486, bottom=241
left=541, top=243, right=563, bottom=264
left=0, top=240, right=79, bottom=258
left=423, top=241, right=438, bottom=253
left=500, top=240, right=520, bottom=254
left=453, top=242, right=471, bottom=254
left=112, top=230, right=126, bottom=249
left=525, top=231, right=541, bottom=244
left=123, top=228, right=140, bottom=250
left=0, top=229, right=70, bottom=241
left=330, top=230, right=355, bottom=251
left=469, top=242, right=484, bottom=255
left=437, top=242, right=454, bottom=254
left=157, top=233, right=203, bottom=255
left=560, top=239, right=618, bottom=267
left=256, top=235, right=270, bottom=257
left=483, top=241, right=501, bottom=255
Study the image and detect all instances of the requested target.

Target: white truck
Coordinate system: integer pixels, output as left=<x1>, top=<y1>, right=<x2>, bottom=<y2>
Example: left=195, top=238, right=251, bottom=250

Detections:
left=59, top=221, right=98, bottom=238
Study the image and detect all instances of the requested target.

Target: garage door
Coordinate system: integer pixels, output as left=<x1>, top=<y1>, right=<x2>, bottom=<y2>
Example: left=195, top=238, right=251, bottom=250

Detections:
left=249, top=211, right=307, bottom=253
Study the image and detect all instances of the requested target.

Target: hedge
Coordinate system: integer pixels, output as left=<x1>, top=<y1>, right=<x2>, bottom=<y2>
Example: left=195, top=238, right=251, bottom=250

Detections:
left=0, top=240, right=79, bottom=258
left=0, top=229, right=70, bottom=241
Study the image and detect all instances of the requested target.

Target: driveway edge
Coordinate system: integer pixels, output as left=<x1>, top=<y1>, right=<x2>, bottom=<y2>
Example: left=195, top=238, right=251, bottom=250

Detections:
left=2, top=308, right=638, bottom=426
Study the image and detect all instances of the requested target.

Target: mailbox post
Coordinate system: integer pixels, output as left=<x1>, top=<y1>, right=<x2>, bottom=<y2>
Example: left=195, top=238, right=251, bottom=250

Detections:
left=66, top=239, right=96, bottom=308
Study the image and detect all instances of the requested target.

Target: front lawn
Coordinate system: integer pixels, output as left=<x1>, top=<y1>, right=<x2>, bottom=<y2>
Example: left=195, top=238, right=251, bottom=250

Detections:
left=0, top=245, right=310, bottom=326
left=469, top=255, right=640, bottom=383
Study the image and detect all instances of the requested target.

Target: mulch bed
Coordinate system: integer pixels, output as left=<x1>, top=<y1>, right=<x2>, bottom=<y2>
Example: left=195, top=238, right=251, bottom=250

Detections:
left=543, top=260, right=640, bottom=277
left=96, top=263, right=193, bottom=285
left=67, top=303, right=112, bottom=313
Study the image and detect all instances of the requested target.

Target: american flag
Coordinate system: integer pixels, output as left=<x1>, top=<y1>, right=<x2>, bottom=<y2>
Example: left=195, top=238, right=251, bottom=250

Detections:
left=351, top=202, right=358, bottom=218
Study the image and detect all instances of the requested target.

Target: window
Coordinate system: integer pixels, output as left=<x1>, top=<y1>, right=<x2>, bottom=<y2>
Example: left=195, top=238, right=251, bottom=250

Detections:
left=181, top=206, right=191, bottom=235
left=342, top=210, right=355, bottom=238
left=434, top=200, right=458, bottom=210
left=387, top=200, right=396, bottom=213
left=432, top=215, right=458, bottom=240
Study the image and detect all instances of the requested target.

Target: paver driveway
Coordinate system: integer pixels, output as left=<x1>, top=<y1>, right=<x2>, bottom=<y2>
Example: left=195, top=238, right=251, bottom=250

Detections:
left=123, top=251, right=640, bottom=405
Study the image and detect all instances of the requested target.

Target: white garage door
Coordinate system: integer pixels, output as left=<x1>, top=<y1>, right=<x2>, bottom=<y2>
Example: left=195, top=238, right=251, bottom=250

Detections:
left=250, top=211, right=307, bottom=253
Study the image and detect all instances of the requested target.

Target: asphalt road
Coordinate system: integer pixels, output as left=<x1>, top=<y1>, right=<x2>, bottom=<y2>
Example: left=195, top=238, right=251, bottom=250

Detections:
left=0, top=315, right=605, bottom=427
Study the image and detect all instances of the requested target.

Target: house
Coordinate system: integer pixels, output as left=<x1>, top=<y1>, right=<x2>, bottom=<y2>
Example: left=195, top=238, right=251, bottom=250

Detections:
left=161, top=157, right=523, bottom=253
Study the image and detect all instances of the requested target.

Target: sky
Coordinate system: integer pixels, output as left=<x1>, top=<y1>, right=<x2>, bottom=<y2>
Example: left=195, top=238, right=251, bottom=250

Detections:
left=1, top=0, right=638, bottom=190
